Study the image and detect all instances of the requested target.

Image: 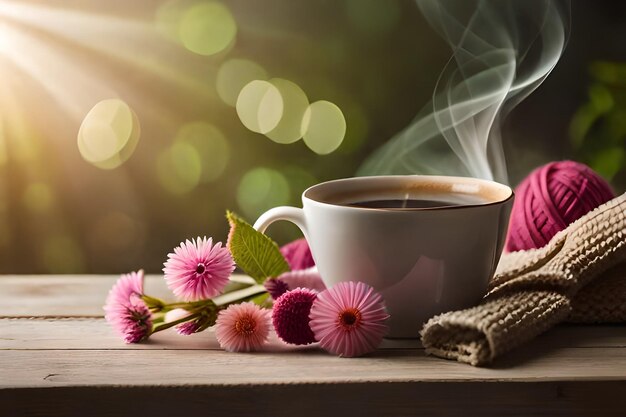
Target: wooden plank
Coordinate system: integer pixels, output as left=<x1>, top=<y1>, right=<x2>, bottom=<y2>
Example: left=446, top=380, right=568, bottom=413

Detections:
left=0, top=275, right=253, bottom=317
left=0, top=319, right=622, bottom=350
left=1, top=382, right=625, bottom=417
left=0, top=345, right=625, bottom=389
left=0, top=274, right=624, bottom=406
left=0, top=318, right=418, bottom=350
left=0, top=318, right=317, bottom=351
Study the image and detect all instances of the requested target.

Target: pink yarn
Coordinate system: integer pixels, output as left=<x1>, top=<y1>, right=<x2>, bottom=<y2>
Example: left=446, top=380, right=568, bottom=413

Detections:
left=506, top=160, right=615, bottom=252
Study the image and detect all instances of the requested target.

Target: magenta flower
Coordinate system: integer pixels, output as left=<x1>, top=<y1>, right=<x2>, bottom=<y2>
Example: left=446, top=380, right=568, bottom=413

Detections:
left=272, top=288, right=318, bottom=345
left=264, top=277, right=290, bottom=300
left=309, top=281, right=389, bottom=357
left=104, top=270, right=152, bottom=343
left=280, top=267, right=326, bottom=292
left=164, top=308, right=200, bottom=336
left=264, top=267, right=327, bottom=300
left=280, top=238, right=315, bottom=270
left=163, top=237, right=235, bottom=301
left=214, top=302, right=271, bottom=352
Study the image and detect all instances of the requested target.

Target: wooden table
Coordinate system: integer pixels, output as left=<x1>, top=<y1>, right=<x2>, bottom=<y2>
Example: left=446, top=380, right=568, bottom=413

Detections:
left=0, top=275, right=625, bottom=417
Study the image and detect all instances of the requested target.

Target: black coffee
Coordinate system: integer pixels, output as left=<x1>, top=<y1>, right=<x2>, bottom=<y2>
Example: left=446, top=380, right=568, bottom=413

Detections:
left=347, top=199, right=460, bottom=209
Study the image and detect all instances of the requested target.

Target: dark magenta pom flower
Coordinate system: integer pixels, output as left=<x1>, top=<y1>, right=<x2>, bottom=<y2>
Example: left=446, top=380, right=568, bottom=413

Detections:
left=272, top=288, right=318, bottom=345
left=264, top=277, right=290, bottom=300
left=265, top=267, right=326, bottom=300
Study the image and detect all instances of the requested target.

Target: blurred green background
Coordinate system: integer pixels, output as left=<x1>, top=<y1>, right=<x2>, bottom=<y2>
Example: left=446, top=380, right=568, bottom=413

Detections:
left=0, top=0, right=624, bottom=274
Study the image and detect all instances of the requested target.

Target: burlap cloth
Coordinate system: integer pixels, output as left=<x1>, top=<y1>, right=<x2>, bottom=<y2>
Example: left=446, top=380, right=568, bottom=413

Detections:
left=421, top=193, right=626, bottom=366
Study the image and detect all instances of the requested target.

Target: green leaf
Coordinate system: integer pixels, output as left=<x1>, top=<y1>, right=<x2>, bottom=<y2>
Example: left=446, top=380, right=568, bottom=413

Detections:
left=226, top=211, right=290, bottom=283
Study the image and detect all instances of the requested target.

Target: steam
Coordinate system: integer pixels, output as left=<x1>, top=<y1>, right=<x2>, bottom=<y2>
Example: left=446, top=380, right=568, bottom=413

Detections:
left=359, top=0, right=570, bottom=184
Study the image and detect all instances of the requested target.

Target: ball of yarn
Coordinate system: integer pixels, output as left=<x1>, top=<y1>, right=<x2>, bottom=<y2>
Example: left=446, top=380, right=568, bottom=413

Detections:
left=506, top=160, right=615, bottom=252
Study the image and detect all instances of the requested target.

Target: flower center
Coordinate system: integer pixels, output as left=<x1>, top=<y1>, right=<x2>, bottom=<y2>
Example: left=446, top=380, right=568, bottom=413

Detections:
left=235, top=315, right=256, bottom=335
left=129, top=306, right=151, bottom=328
left=195, top=263, right=206, bottom=274
left=339, top=308, right=361, bottom=330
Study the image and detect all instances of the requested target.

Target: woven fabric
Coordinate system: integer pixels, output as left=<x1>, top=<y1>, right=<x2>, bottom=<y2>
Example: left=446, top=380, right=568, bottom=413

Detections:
left=569, top=263, right=626, bottom=323
left=421, top=193, right=626, bottom=366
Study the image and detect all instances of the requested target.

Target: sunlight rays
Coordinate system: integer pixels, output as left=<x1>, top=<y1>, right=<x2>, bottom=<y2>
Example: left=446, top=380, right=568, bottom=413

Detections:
left=0, top=0, right=216, bottom=103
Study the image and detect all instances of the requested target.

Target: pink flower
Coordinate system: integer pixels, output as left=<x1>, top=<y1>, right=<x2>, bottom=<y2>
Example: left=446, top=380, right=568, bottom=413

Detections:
left=214, top=302, right=271, bottom=352
left=309, top=281, right=389, bottom=357
left=164, top=308, right=199, bottom=336
left=104, top=270, right=152, bottom=343
left=176, top=320, right=201, bottom=335
left=280, top=238, right=315, bottom=270
left=163, top=237, right=235, bottom=301
left=280, top=267, right=326, bottom=292
left=264, top=277, right=290, bottom=300
left=264, top=267, right=327, bottom=300
left=272, top=288, right=317, bottom=345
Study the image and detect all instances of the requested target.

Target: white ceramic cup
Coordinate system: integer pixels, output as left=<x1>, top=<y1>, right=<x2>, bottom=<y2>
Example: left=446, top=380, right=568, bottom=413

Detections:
left=254, top=175, right=514, bottom=338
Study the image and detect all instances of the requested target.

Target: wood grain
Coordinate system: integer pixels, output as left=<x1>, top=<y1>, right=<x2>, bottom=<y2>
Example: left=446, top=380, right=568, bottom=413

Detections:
left=1, top=346, right=626, bottom=389
left=0, top=274, right=253, bottom=317
left=0, top=275, right=625, bottom=417
left=0, top=319, right=622, bottom=350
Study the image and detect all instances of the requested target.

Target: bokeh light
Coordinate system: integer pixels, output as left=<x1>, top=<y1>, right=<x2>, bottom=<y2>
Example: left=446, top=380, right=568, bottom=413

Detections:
left=13, top=138, right=40, bottom=164
left=157, top=140, right=202, bottom=194
left=266, top=78, right=309, bottom=144
left=179, top=1, right=237, bottom=56
left=236, top=167, right=290, bottom=220
left=157, top=122, right=229, bottom=194
left=301, top=100, right=347, bottom=155
left=22, top=182, right=54, bottom=213
left=78, top=98, right=140, bottom=169
left=216, top=59, right=268, bottom=106
left=176, top=121, right=230, bottom=182
left=282, top=165, right=318, bottom=199
left=236, top=80, right=283, bottom=134
left=0, top=0, right=609, bottom=276
left=155, top=0, right=188, bottom=42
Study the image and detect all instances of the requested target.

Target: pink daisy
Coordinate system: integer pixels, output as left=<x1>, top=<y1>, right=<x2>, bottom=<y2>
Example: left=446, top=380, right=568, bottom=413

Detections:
left=104, top=270, right=152, bottom=343
left=163, top=237, right=235, bottom=301
left=164, top=308, right=200, bottom=336
left=309, top=281, right=389, bottom=357
left=264, top=267, right=327, bottom=300
left=214, top=302, right=271, bottom=352
left=280, top=267, right=326, bottom=292
left=272, top=288, right=318, bottom=345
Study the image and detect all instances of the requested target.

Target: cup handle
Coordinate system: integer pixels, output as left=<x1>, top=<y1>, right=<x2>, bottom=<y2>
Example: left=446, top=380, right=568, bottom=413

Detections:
left=253, top=206, right=309, bottom=240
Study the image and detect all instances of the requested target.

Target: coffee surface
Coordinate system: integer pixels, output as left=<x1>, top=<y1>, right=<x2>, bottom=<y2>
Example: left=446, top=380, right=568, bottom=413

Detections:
left=347, top=199, right=460, bottom=209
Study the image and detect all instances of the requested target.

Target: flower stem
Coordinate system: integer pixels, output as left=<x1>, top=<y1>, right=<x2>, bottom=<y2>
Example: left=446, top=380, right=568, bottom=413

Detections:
left=141, top=294, right=166, bottom=310
left=151, top=311, right=202, bottom=334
